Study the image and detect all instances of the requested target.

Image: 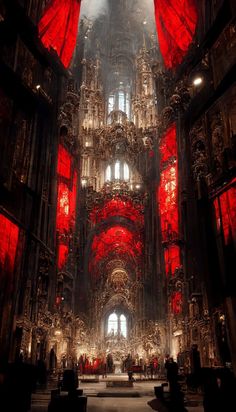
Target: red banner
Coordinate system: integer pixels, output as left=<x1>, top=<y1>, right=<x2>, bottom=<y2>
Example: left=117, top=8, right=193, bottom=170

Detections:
left=38, top=0, right=81, bottom=68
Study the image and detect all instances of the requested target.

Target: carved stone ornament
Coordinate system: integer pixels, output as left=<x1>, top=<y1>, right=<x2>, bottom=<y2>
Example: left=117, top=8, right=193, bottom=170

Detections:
left=210, top=112, right=224, bottom=174
left=58, top=79, right=80, bottom=151
left=161, top=106, right=175, bottom=128
left=190, top=120, right=209, bottom=181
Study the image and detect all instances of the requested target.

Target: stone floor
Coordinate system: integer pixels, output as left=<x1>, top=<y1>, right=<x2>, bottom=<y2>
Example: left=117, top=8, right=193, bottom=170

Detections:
left=30, top=374, right=204, bottom=412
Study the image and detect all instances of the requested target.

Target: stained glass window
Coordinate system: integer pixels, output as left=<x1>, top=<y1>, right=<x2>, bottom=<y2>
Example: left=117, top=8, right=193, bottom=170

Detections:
left=124, top=163, right=129, bottom=181
left=120, top=314, right=127, bottom=338
left=115, top=161, right=120, bottom=179
left=108, top=313, right=118, bottom=335
left=106, top=165, right=111, bottom=181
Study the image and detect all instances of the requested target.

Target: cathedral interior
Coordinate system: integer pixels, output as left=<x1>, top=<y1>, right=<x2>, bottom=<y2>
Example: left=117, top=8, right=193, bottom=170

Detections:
left=0, top=0, right=236, bottom=384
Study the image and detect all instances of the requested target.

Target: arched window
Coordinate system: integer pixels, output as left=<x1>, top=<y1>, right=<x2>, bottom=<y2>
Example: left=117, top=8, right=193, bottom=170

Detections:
left=107, top=312, right=127, bottom=338
left=108, top=313, right=118, bottom=335
left=118, top=91, right=125, bottom=111
left=107, top=90, right=131, bottom=121
left=120, top=314, right=127, bottom=337
left=123, top=163, right=129, bottom=181
left=106, top=165, right=111, bottom=181
left=108, top=95, right=114, bottom=114
left=105, top=161, right=131, bottom=183
left=115, top=161, right=120, bottom=179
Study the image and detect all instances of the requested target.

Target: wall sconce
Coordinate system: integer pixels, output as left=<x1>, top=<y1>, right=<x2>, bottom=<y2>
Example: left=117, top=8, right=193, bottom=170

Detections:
left=193, top=77, right=203, bottom=86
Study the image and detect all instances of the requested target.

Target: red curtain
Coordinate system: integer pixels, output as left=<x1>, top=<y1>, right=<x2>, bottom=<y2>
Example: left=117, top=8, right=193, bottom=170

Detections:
left=38, top=0, right=81, bottom=68
left=154, top=0, right=197, bottom=69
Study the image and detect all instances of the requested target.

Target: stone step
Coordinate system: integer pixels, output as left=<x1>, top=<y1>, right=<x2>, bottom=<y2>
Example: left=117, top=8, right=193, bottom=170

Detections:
left=106, top=381, right=133, bottom=387
left=97, top=391, right=140, bottom=397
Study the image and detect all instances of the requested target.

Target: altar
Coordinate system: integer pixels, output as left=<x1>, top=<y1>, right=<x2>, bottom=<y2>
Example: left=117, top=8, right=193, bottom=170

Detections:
left=113, top=360, right=122, bottom=374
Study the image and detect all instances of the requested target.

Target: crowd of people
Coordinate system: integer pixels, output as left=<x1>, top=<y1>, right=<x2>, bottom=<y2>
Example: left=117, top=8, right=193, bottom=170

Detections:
left=1, top=345, right=236, bottom=412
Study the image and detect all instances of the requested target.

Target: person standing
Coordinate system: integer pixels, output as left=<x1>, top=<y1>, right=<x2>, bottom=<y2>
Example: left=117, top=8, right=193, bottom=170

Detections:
left=165, top=357, right=178, bottom=393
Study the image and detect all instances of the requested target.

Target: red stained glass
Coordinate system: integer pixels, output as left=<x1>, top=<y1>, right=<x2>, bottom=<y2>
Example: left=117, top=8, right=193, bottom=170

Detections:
left=90, top=226, right=143, bottom=269
left=56, top=182, right=70, bottom=233
left=57, top=144, right=71, bottom=179
left=154, top=0, right=198, bottom=69
left=58, top=244, right=69, bottom=270
left=158, top=162, right=178, bottom=240
left=70, top=171, right=78, bottom=227
left=159, top=124, right=177, bottom=168
left=38, top=0, right=81, bottom=68
left=56, top=171, right=78, bottom=234
left=56, top=145, right=78, bottom=270
left=90, top=198, right=144, bottom=226
left=56, top=296, right=62, bottom=305
left=164, top=245, right=180, bottom=276
left=213, top=198, right=221, bottom=232
left=214, top=184, right=236, bottom=245
left=0, top=215, right=19, bottom=274
left=171, top=291, right=182, bottom=314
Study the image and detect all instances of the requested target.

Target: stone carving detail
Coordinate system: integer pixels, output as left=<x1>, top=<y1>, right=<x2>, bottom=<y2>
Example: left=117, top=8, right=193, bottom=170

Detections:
left=141, top=321, right=163, bottom=356
left=210, top=112, right=224, bottom=174
left=58, top=80, right=80, bottom=152
left=190, top=120, right=209, bottom=181
left=109, top=270, right=129, bottom=293
left=160, top=83, right=191, bottom=130
left=161, top=106, right=175, bottom=128
left=132, top=46, right=157, bottom=129
left=81, top=121, right=145, bottom=168
left=85, top=183, right=147, bottom=220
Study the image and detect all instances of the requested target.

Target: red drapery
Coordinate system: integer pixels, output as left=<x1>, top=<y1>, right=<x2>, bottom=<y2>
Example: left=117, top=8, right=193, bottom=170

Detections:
left=154, top=0, right=198, bottom=69
left=38, top=0, right=81, bottom=68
